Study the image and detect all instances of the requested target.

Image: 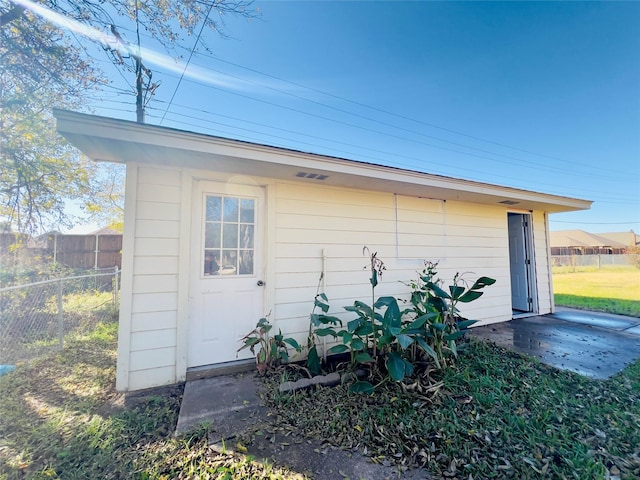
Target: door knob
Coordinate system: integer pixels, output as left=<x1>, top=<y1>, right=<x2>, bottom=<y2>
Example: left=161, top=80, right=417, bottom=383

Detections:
left=257, top=280, right=265, bottom=287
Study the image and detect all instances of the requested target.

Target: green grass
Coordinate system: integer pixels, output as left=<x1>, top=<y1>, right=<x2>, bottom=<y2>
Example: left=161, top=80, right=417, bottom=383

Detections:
left=554, top=294, right=640, bottom=317
left=553, top=266, right=640, bottom=317
left=268, top=340, right=640, bottom=479
left=3, top=320, right=639, bottom=479
left=0, top=321, right=306, bottom=480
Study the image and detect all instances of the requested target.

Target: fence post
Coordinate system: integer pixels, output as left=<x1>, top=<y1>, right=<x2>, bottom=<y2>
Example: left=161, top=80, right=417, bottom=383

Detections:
left=113, top=266, right=119, bottom=311
left=57, top=278, right=64, bottom=350
left=94, top=235, right=99, bottom=271
left=53, top=233, right=57, bottom=265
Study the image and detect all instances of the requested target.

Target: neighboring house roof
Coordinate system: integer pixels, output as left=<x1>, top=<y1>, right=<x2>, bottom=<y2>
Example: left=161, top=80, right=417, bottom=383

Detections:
left=597, top=231, right=640, bottom=247
left=89, top=226, right=122, bottom=236
left=54, top=109, right=592, bottom=214
left=550, top=230, right=638, bottom=248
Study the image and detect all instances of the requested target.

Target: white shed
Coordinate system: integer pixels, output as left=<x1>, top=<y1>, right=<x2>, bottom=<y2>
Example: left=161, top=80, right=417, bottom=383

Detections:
left=55, top=110, right=592, bottom=392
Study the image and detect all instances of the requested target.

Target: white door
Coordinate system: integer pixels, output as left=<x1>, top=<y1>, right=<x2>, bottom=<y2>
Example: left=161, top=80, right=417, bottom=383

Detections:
left=508, top=213, right=531, bottom=312
left=188, top=181, right=265, bottom=368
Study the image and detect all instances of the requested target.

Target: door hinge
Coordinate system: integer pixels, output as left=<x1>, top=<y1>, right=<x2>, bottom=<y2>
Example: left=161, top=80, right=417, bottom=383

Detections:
left=528, top=297, right=533, bottom=303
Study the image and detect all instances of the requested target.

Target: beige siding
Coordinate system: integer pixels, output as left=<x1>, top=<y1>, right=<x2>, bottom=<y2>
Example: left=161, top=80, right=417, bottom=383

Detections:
left=272, top=184, right=513, bottom=343
left=128, top=366, right=176, bottom=391
left=130, top=328, right=176, bottom=351
left=124, top=166, right=182, bottom=391
left=131, top=310, right=177, bottom=333
left=120, top=168, right=553, bottom=391
left=131, top=292, right=178, bottom=313
left=133, top=256, right=179, bottom=275
left=130, top=347, right=176, bottom=370
left=132, top=274, right=178, bottom=294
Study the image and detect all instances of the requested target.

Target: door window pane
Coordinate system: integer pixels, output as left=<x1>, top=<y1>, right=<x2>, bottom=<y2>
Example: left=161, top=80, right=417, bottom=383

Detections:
left=206, top=196, right=222, bottom=221
left=205, top=223, right=221, bottom=249
left=239, top=250, right=254, bottom=275
left=220, top=250, right=238, bottom=275
left=240, top=199, right=254, bottom=223
left=204, top=251, right=221, bottom=275
left=222, top=224, right=239, bottom=248
left=203, top=195, right=255, bottom=276
left=223, top=197, right=239, bottom=222
left=240, top=225, right=254, bottom=249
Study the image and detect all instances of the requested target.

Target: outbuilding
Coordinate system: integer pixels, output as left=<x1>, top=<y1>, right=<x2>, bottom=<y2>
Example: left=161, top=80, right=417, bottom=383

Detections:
left=55, top=110, right=592, bottom=392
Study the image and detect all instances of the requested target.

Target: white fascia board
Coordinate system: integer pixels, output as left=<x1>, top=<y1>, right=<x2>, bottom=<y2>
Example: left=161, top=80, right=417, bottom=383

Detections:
left=54, top=109, right=592, bottom=214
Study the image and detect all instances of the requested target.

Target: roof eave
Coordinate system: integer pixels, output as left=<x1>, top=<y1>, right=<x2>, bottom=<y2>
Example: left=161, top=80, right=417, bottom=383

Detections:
left=54, top=109, right=592, bottom=214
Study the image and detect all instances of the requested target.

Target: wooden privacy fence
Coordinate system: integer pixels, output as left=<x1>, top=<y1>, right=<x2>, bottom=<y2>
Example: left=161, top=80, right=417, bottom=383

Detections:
left=49, top=234, right=122, bottom=269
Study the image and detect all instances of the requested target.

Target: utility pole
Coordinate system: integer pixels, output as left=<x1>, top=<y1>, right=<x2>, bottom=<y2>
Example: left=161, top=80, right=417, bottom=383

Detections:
left=133, top=1, right=145, bottom=124
left=107, top=24, right=156, bottom=124
left=134, top=53, right=144, bottom=123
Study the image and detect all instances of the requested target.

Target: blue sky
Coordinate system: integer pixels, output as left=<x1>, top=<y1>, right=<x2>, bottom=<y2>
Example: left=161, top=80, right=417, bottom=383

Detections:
left=80, top=1, right=640, bottom=233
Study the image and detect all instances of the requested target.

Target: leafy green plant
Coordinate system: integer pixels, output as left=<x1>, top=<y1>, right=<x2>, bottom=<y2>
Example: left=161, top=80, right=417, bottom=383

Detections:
left=327, top=247, right=386, bottom=367
left=297, top=251, right=495, bottom=392
left=237, top=316, right=301, bottom=374
left=307, top=290, right=343, bottom=376
left=364, top=246, right=385, bottom=357
left=303, top=272, right=343, bottom=376
left=266, top=339, right=640, bottom=479
left=323, top=249, right=440, bottom=390
left=333, top=254, right=495, bottom=392
left=407, top=261, right=496, bottom=367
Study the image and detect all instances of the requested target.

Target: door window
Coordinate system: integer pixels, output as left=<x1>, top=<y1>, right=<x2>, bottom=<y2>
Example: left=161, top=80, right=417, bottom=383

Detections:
left=203, top=195, right=255, bottom=276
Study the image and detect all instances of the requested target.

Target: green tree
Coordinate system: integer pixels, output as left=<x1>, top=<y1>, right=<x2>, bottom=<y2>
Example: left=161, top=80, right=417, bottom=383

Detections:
left=1, top=0, right=255, bottom=233
left=1, top=6, right=100, bottom=232
left=84, top=163, right=125, bottom=233
left=626, top=245, right=640, bottom=270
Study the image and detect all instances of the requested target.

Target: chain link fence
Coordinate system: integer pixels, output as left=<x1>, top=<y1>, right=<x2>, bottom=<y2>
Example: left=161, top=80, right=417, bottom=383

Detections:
left=551, top=254, right=636, bottom=272
left=0, top=268, right=120, bottom=366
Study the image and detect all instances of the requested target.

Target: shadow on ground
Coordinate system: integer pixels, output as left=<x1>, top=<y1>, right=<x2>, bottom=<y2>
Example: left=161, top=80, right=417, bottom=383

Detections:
left=176, top=374, right=430, bottom=479
left=175, top=308, right=640, bottom=479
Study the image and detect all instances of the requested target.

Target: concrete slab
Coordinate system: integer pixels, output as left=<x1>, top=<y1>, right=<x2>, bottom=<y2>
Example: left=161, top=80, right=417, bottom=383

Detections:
left=471, top=312, right=640, bottom=379
left=626, top=325, right=640, bottom=336
left=177, top=373, right=433, bottom=479
left=552, top=307, right=640, bottom=332
left=175, top=373, right=266, bottom=441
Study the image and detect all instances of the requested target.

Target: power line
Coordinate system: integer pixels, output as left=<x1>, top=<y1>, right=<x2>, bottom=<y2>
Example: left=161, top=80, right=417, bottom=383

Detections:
left=80, top=30, right=637, bottom=191
left=159, top=3, right=213, bottom=125
left=86, top=32, right=633, bottom=184
left=148, top=106, right=637, bottom=204
left=197, top=53, right=614, bottom=172
left=142, top=69, right=637, bottom=187
left=189, top=56, right=613, bottom=179
left=153, top=104, right=574, bottom=190
left=148, top=63, right=632, bottom=183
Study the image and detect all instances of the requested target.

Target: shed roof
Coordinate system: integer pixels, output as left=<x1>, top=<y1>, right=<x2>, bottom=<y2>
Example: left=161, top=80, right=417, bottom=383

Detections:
left=54, top=110, right=592, bottom=214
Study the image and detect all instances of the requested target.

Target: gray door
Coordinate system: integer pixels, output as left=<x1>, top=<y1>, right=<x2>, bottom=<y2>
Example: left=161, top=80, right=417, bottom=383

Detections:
left=508, top=213, right=532, bottom=312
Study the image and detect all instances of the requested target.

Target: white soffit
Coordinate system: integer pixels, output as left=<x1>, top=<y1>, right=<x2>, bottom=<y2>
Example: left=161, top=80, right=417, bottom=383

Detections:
left=54, top=109, right=592, bottom=214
